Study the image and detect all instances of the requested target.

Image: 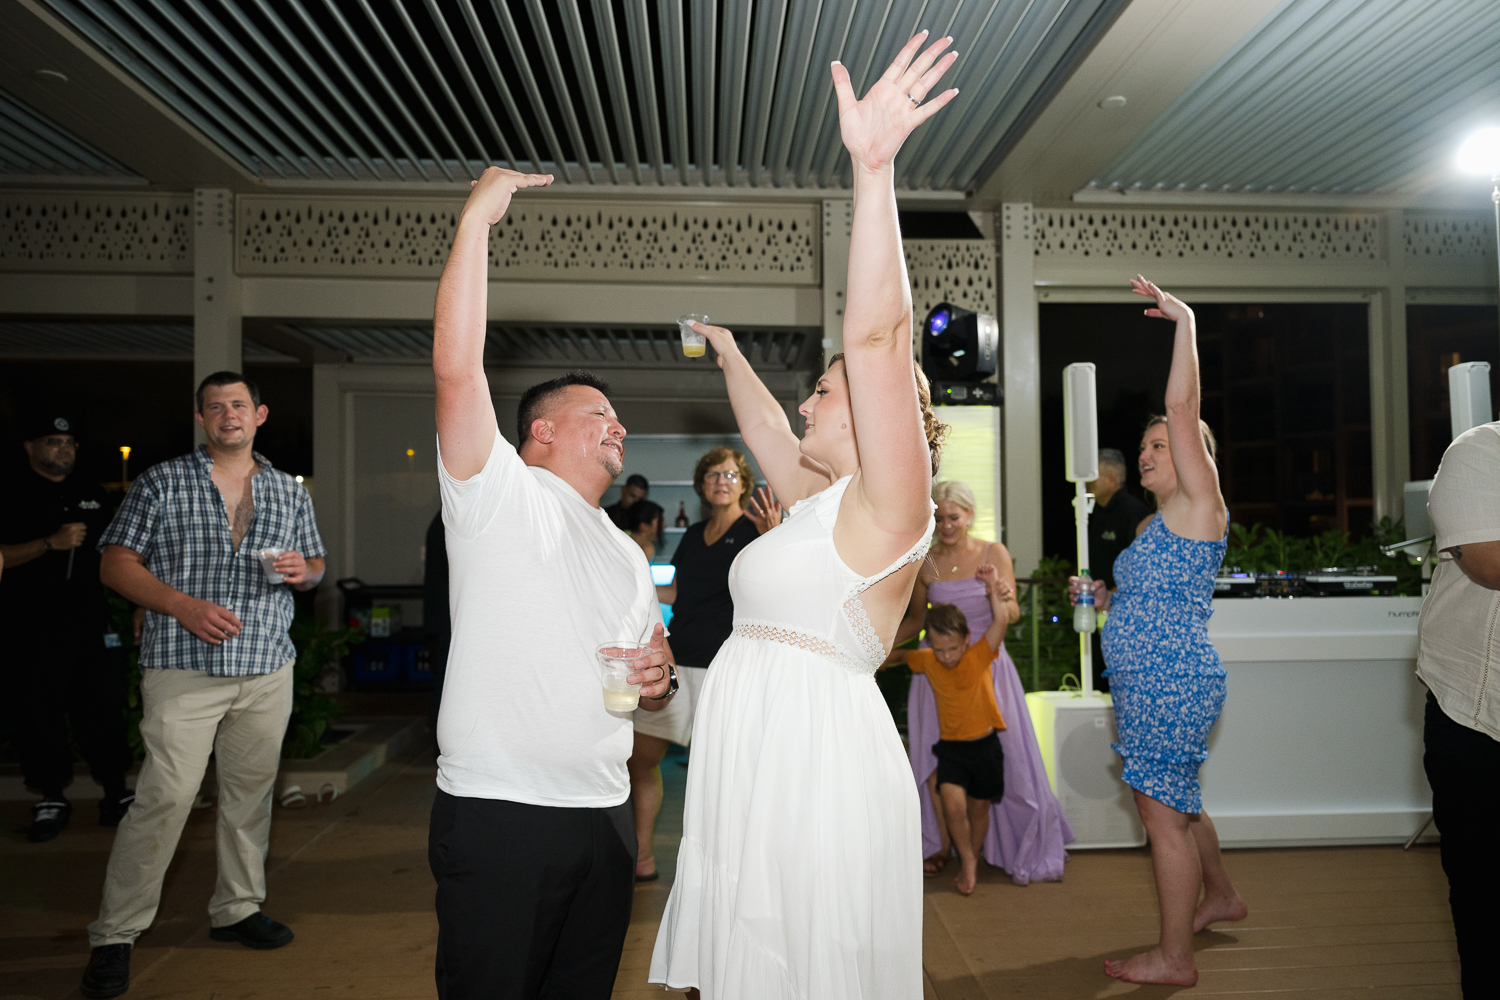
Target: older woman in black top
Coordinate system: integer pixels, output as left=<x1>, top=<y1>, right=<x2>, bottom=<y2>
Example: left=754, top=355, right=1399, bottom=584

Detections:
left=627, top=446, right=779, bottom=880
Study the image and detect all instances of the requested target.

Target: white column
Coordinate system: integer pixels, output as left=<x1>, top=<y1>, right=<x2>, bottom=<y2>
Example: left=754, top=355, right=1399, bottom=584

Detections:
left=821, top=199, right=852, bottom=368
left=193, top=189, right=242, bottom=441
left=1000, top=203, right=1042, bottom=577
left=1370, top=211, right=1411, bottom=524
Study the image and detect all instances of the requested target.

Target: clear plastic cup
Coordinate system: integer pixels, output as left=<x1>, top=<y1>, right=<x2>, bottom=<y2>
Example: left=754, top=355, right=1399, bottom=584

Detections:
left=258, top=547, right=287, bottom=584
left=677, top=313, right=709, bottom=357
left=597, top=641, right=651, bottom=713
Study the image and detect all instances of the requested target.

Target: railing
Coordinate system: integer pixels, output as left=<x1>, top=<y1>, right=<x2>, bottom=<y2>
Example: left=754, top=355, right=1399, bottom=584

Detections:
left=1012, top=576, right=1071, bottom=693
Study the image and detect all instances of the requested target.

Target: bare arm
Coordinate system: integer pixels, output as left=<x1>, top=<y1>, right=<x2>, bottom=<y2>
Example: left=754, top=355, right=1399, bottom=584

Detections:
left=894, top=564, right=932, bottom=647
left=1445, top=541, right=1500, bottom=589
left=1133, top=276, right=1225, bottom=540
left=977, top=563, right=1010, bottom=650
left=0, top=522, right=88, bottom=569
left=696, top=322, right=833, bottom=505
left=101, top=544, right=243, bottom=646
left=831, top=36, right=959, bottom=539
left=434, top=168, right=553, bottom=479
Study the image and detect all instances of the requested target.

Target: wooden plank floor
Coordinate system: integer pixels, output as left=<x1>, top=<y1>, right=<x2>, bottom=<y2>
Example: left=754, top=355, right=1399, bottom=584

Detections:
left=0, top=738, right=1459, bottom=998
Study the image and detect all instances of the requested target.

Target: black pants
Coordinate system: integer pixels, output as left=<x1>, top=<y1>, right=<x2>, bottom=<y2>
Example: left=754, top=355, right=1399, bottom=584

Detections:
left=429, top=790, right=637, bottom=1000
left=1423, top=692, right=1500, bottom=998
left=5, top=616, right=132, bottom=798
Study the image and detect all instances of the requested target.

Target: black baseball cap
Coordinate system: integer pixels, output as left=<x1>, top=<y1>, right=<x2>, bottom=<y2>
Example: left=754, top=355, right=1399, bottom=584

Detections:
left=22, top=414, right=78, bottom=442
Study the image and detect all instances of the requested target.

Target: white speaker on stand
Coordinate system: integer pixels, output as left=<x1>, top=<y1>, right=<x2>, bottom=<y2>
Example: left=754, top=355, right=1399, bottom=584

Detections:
left=1063, top=362, right=1099, bottom=694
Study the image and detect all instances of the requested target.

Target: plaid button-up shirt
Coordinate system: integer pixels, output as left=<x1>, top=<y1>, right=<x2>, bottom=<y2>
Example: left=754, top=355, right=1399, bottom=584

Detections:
left=98, top=446, right=327, bottom=677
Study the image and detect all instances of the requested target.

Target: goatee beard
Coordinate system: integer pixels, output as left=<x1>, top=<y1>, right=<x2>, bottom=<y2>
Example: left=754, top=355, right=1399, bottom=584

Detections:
left=38, top=458, right=73, bottom=477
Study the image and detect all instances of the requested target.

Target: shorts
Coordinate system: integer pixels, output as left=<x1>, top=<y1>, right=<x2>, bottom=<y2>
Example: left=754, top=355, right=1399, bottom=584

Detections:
left=933, top=731, right=1005, bottom=802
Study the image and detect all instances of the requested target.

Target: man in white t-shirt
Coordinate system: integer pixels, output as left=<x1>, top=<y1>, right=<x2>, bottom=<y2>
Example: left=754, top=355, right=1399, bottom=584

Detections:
left=429, top=166, right=678, bottom=999
left=1416, top=419, right=1500, bottom=999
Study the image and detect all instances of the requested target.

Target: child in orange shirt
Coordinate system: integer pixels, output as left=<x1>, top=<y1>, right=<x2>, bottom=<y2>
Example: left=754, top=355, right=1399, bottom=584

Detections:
left=888, top=563, right=1009, bottom=895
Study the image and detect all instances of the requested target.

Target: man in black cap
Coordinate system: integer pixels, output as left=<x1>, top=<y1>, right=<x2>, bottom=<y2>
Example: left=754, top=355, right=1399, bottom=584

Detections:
left=0, top=414, right=135, bottom=842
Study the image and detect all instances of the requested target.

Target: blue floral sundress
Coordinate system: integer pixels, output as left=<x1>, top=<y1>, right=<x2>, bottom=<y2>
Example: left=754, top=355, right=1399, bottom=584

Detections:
left=1100, top=511, right=1227, bottom=814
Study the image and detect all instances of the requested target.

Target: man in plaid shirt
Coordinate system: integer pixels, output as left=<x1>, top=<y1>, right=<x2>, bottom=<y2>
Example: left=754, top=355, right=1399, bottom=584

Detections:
left=80, top=372, right=326, bottom=1000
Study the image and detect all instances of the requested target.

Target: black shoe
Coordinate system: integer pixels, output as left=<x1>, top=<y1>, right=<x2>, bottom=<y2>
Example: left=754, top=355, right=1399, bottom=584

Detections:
left=99, top=791, right=135, bottom=827
left=80, top=943, right=131, bottom=998
left=209, top=912, right=294, bottom=950
left=27, top=798, right=71, bottom=842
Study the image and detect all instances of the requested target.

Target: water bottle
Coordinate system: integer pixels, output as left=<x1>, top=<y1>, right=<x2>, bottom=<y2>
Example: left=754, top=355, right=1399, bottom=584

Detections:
left=1073, top=570, right=1097, bottom=634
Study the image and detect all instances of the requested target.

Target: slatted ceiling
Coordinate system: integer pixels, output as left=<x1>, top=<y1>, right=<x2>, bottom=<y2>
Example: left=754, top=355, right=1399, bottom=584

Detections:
left=37, top=0, right=1121, bottom=192
left=0, top=88, right=139, bottom=180
left=1091, top=0, right=1500, bottom=196
left=287, top=323, right=820, bottom=368
left=0, top=321, right=293, bottom=360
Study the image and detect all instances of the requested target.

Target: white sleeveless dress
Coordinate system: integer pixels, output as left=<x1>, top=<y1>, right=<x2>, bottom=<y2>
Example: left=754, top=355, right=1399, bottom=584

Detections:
left=650, top=476, right=934, bottom=999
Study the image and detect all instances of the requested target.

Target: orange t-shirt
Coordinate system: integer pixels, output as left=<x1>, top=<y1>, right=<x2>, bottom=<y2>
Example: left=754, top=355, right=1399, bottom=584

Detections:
left=908, top=637, right=1006, bottom=742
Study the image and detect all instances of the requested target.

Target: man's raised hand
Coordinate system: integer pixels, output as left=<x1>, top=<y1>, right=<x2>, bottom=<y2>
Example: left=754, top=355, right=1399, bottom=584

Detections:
left=462, top=166, right=554, bottom=227
left=831, top=32, right=960, bottom=172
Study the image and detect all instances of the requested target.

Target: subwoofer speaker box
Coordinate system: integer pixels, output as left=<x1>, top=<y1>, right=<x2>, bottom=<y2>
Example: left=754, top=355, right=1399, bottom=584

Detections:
left=1026, top=691, right=1146, bottom=849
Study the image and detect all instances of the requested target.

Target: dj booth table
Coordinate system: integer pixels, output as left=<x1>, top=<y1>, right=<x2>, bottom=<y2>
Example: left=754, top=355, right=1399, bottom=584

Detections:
left=1031, top=596, right=1434, bottom=849
left=1200, top=596, right=1432, bottom=847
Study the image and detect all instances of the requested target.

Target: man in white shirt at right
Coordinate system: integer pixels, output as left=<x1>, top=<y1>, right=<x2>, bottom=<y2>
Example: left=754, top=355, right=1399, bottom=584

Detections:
left=1415, top=419, right=1500, bottom=999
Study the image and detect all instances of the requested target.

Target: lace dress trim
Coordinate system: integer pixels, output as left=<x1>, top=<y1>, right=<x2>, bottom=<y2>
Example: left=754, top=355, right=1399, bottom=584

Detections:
left=841, top=532, right=935, bottom=667
left=732, top=620, right=869, bottom=675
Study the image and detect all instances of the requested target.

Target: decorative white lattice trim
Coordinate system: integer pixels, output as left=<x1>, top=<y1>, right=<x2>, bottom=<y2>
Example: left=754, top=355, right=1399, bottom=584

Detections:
left=905, top=239, right=997, bottom=325
left=733, top=620, right=868, bottom=675
left=0, top=191, right=193, bottom=272
left=237, top=196, right=819, bottom=283
left=1402, top=212, right=1494, bottom=262
left=1033, top=210, right=1383, bottom=261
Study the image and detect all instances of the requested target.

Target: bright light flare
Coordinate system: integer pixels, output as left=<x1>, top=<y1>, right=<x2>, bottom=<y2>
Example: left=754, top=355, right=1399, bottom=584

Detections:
left=1457, top=127, right=1500, bottom=175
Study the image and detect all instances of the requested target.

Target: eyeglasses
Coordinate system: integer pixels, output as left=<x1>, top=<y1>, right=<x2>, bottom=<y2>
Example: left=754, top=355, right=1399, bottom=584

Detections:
left=703, top=471, right=740, bottom=484
left=40, top=437, right=78, bottom=449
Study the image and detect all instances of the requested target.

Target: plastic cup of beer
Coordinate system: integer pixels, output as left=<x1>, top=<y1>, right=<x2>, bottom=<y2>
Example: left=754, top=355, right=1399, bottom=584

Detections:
left=258, top=547, right=287, bottom=584
left=677, top=314, right=709, bottom=357
left=597, top=641, right=651, bottom=713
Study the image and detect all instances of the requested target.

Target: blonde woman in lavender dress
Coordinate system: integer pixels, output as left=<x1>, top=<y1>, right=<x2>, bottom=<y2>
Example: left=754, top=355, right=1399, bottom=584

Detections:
left=649, top=33, right=959, bottom=1000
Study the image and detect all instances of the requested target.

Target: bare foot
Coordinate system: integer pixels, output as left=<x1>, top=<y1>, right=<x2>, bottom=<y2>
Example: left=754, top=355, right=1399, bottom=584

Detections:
left=923, top=851, right=950, bottom=876
left=1193, top=891, right=1248, bottom=933
left=1103, top=948, right=1198, bottom=985
left=954, top=857, right=978, bottom=896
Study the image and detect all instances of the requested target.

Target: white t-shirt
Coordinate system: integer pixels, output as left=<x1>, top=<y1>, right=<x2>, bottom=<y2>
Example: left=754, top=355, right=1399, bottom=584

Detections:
left=1417, top=421, right=1500, bottom=741
left=435, top=428, right=663, bottom=807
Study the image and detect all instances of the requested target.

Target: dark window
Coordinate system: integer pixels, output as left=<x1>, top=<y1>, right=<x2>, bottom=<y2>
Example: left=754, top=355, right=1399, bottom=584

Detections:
left=1039, top=302, right=1373, bottom=561
left=1406, top=305, right=1500, bottom=482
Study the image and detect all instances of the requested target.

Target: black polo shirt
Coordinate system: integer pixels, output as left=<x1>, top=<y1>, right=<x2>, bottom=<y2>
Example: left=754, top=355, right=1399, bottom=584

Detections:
left=0, top=467, right=113, bottom=620
left=669, top=515, right=761, bottom=669
left=1089, top=489, right=1151, bottom=589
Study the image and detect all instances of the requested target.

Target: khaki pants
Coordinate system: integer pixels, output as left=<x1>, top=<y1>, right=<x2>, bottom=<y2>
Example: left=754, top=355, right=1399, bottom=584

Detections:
left=89, top=662, right=293, bottom=947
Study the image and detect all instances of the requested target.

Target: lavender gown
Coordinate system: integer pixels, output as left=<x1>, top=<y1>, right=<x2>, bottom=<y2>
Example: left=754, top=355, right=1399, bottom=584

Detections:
left=908, top=577, right=1074, bottom=885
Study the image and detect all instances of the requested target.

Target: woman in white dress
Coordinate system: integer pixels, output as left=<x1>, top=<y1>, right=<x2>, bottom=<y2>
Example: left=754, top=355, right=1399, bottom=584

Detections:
left=649, top=32, right=960, bottom=1000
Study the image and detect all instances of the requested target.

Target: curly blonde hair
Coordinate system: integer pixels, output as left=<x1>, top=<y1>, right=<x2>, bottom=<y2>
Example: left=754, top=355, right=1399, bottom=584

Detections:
left=828, top=353, right=948, bottom=475
left=693, top=446, right=756, bottom=508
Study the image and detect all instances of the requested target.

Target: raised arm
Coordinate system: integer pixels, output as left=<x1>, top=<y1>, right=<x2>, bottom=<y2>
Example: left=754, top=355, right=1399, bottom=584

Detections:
left=1133, top=276, right=1226, bottom=538
left=976, top=563, right=1011, bottom=651
left=696, top=322, right=834, bottom=504
left=434, top=167, right=552, bottom=479
left=831, top=35, right=959, bottom=534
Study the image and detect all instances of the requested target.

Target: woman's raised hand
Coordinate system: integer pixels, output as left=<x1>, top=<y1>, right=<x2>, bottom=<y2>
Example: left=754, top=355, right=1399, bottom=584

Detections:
left=462, top=166, right=553, bottom=226
left=1131, top=275, right=1193, bottom=325
left=688, top=320, right=742, bottom=370
left=831, top=32, right=960, bottom=173
left=746, top=486, right=783, bottom=535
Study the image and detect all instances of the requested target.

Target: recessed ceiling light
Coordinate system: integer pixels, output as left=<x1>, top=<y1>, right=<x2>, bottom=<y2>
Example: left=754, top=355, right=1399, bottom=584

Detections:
left=35, top=69, right=68, bottom=83
left=1097, top=95, right=1127, bottom=109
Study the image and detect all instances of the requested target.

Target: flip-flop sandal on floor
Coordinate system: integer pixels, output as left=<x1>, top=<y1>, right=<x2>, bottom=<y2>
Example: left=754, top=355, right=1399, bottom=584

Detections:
left=316, top=783, right=339, bottom=805
left=923, top=853, right=950, bottom=876
left=279, top=785, right=307, bottom=809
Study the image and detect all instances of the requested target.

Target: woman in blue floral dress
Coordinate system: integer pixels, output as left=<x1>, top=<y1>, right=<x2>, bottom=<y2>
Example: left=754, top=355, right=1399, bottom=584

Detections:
left=1075, top=276, right=1247, bottom=987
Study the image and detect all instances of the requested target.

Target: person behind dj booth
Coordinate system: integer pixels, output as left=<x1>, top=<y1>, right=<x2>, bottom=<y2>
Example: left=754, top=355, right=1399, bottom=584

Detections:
left=1086, top=448, right=1151, bottom=693
left=604, top=473, right=650, bottom=530
left=0, top=413, right=135, bottom=844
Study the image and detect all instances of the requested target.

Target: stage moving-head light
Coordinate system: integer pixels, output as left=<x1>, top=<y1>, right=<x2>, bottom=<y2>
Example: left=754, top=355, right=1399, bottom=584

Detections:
left=921, top=302, right=999, bottom=405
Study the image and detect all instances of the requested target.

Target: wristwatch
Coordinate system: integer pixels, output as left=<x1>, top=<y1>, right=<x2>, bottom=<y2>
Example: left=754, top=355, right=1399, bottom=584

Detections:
left=646, top=663, right=679, bottom=700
